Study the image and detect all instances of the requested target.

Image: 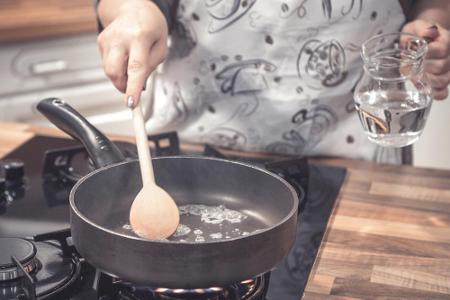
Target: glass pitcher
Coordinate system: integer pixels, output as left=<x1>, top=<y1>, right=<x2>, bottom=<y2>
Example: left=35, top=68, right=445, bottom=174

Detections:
left=354, top=32, right=432, bottom=147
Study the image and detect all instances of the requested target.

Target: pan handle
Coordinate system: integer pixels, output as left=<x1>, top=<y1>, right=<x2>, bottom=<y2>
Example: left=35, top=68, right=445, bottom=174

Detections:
left=37, top=98, right=125, bottom=168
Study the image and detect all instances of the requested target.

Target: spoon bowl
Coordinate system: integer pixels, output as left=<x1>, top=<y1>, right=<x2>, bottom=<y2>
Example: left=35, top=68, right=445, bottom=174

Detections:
left=130, top=184, right=180, bottom=240
left=128, top=100, right=180, bottom=240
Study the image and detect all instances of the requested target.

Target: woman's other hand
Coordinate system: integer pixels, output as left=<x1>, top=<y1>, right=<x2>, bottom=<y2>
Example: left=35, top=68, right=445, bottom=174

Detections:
left=402, top=20, right=450, bottom=100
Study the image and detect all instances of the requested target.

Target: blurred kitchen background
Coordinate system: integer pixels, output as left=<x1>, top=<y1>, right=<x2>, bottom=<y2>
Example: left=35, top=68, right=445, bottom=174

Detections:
left=0, top=0, right=139, bottom=134
left=0, top=0, right=449, bottom=170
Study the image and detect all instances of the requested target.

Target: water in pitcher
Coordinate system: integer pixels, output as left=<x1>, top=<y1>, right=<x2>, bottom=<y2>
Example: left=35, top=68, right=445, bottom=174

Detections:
left=355, top=90, right=432, bottom=147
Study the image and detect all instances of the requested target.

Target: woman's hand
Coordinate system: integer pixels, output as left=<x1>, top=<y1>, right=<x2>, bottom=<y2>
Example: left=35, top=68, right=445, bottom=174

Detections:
left=97, top=0, right=168, bottom=107
left=402, top=20, right=450, bottom=100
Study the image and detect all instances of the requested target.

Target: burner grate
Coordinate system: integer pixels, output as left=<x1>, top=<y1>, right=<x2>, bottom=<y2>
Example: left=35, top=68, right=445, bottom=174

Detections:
left=0, top=238, right=37, bottom=282
left=0, top=231, right=82, bottom=300
left=96, top=272, right=269, bottom=300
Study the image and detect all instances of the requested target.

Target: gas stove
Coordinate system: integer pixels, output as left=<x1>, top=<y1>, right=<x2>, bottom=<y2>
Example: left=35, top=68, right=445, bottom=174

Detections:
left=0, top=133, right=346, bottom=300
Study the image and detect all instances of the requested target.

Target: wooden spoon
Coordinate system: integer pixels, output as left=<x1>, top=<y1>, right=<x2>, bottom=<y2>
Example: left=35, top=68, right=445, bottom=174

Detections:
left=129, top=101, right=180, bottom=240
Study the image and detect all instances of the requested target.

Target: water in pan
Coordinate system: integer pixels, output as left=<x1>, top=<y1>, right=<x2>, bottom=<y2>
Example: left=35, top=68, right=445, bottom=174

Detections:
left=179, top=204, right=248, bottom=224
left=117, top=204, right=265, bottom=242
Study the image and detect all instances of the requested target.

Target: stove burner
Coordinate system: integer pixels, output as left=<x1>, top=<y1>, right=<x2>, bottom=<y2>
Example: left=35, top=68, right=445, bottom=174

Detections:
left=97, top=273, right=268, bottom=300
left=0, top=238, right=37, bottom=281
left=152, top=277, right=265, bottom=299
left=31, top=241, right=81, bottom=297
left=0, top=232, right=82, bottom=300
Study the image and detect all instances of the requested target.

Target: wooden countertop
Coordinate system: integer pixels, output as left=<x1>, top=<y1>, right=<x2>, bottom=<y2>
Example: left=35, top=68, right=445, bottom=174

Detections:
left=1, top=122, right=450, bottom=299
left=0, top=0, right=97, bottom=43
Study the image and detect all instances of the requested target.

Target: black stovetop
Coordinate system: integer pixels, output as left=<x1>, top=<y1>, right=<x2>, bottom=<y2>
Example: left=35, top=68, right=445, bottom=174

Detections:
left=0, top=135, right=346, bottom=300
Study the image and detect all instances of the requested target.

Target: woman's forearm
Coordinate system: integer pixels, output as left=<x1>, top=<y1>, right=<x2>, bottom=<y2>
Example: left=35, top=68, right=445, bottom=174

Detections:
left=408, top=0, right=450, bottom=28
left=97, top=0, right=145, bottom=27
left=97, top=0, right=177, bottom=31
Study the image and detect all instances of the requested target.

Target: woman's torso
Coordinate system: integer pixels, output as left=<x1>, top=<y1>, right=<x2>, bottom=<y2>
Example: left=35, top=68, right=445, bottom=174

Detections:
left=147, top=0, right=406, bottom=162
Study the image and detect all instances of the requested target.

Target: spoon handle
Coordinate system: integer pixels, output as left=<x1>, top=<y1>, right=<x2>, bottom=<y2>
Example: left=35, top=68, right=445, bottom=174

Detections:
left=132, top=102, right=155, bottom=185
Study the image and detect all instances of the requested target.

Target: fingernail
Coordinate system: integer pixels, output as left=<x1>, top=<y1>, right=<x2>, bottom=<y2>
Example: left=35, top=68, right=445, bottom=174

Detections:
left=127, top=96, right=134, bottom=108
left=427, top=25, right=439, bottom=39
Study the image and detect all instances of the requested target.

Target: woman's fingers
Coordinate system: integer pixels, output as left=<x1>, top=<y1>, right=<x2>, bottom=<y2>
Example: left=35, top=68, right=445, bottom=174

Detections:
left=147, top=38, right=168, bottom=74
left=125, top=41, right=153, bottom=108
left=427, top=70, right=450, bottom=89
left=432, top=87, right=449, bottom=100
left=425, top=57, right=450, bottom=75
left=426, top=71, right=450, bottom=100
left=104, top=44, right=129, bottom=93
left=97, top=29, right=129, bottom=93
left=401, top=20, right=438, bottom=44
left=426, top=30, right=450, bottom=59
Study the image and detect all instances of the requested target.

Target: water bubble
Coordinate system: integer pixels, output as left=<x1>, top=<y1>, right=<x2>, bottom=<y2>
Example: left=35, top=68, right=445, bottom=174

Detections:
left=173, top=224, right=191, bottom=237
left=195, top=235, right=205, bottom=243
left=193, top=229, right=203, bottom=235
left=179, top=204, right=248, bottom=225
left=122, top=224, right=132, bottom=230
left=210, top=233, right=223, bottom=239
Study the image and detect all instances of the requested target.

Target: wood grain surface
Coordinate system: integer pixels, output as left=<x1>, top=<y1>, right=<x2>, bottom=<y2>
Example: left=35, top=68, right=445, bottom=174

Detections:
left=0, top=0, right=96, bottom=43
left=1, top=122, right=450, bottom=299
left=303, top=159, right=450, bottom=299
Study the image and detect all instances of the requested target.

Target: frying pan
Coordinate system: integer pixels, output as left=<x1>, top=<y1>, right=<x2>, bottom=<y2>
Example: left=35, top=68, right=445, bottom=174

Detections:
left=37, top=98, right=299, bottom=289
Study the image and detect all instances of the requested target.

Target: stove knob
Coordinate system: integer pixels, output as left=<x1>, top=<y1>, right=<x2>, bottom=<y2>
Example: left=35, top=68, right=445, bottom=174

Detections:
left=3, top=159, right=25, bottom=181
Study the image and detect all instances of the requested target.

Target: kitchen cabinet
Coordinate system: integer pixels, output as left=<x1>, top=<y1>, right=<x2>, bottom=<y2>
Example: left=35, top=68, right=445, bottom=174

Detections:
left=0, top=0, right=96, bottom=43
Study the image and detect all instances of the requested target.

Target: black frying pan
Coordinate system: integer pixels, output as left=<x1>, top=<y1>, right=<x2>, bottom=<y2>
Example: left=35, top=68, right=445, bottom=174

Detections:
left=37, top=98, right=299, bottom=289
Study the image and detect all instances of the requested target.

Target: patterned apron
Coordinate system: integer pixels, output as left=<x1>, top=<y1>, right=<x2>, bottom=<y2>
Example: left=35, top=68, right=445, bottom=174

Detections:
left=146, top=0, right=406, bottom=163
